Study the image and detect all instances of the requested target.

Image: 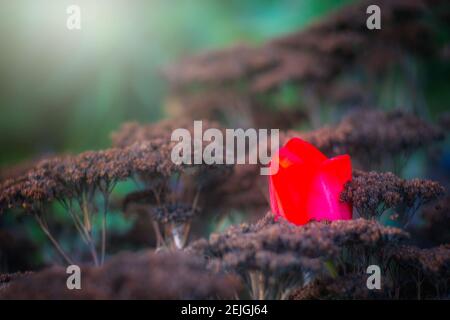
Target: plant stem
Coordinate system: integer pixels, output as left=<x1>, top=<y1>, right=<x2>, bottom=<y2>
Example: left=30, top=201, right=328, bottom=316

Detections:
left=79, top=193, right=99, bottom=266
left=35, top=215, right=74, bottom=265
left=100, top=193, right=109, bottom=265
left=152, top=220, right=165, bottom=249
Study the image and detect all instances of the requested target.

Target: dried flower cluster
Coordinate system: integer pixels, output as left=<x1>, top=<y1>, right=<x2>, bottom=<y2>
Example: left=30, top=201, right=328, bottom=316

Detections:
left=0, top=141, right=186, bottom=265
left=165, top=88, right=307, bottom=129
left=111, top=118, right=220, bottom=148
left=111, top=120, right=236, bottom=250
left=283, top=109, right=444, bottom=170
left=152, top=203, right=197, bottom=225
left=0, top=250, right=240, bottom=299
left=0, top=156, right=47, bottom=183
left=389, top=245, right=450, bottom=278
left=161, top=0, right=448, bottom=130
left=386, top=245, right=450, bottom=299
left=190, top=213, right=407, bottom=299
left=289, top=274, right=391, bottom=300
left=164, top=0, right=444, bottom=91
left=0, top=141, right=179, bottom=215
left=341, top=170, right=445, bottom=223
left=290, top=244, right=450, bottom=300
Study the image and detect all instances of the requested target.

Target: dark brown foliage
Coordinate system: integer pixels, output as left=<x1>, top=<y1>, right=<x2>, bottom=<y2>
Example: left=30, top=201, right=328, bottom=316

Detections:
left=289, top=274, right=390, bottom=300
left=341, top=170, right=445, bottom=221
left=389, top=245, right=450, bottom=277
left=0, top=250, right=240, bottom=299
left=152, top=203, right=197, bottom=224
left=111, top=119, right=220, bottom=149
left=166, top=88, right=307, bottom=129
left=0, top=141, right=190, bottom=264
left=386, top=245, right=450, bottom=299
left=0, top=156, right=50, bottom=183
left=190, top=213, right=407, bottom=299
left=164, top=0, right=443, bottom=91
left=203, top=164, right=268, bottom=216
left=0, top=158, right=62, bottom=214
left=122, top=189, right=162, bottom=209
left=0, top=271, right=33, bottom=291
left=283, top=109, right=445, bottom=169
left=161, top=0, right=449, bottom=131
left=0, top=141, right=184, bottom=215
left=419, top=196, right=450, bottom=244
left=112, top=119, right=236, bottom=235
left=111, top=119, right=234, bottom=186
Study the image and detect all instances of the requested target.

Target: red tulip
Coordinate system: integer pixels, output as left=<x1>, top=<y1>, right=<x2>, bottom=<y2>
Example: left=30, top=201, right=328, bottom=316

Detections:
left=269, top=137, right=352, bottom=225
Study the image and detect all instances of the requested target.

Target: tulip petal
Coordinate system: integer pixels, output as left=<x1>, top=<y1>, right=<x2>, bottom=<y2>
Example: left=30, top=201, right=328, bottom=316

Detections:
left=283, top=137, right=327, bottom=165
left=307, top=155, right=352, bottom=221
left=270, top=159, right=317, bottom=225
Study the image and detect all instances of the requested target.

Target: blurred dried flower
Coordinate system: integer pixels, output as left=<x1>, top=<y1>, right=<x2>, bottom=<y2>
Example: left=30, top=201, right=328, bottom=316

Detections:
left=190, top=213, right=407, bottom=299
left=341, top=170, right=445, bottom=223
left=283, top=109, right=444, bottom=170
left=0, top=271, right=33, bottom=291
left=164, top=0, right=443, bottom=93
left=0, top=141, right=183, bottom=265
left=289, top=274, right=391, bottom=300
left=111, top=120, right=235, bottom=250
left=387, top=245, right=450, bottom=299
left=0, top=250, right=240, bottom=299
left=165, top=0, right=438, bottom=89
left=418, top=196, right=450, bottom=245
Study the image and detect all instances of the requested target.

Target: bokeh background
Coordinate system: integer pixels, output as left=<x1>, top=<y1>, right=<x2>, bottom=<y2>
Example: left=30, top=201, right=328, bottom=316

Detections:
left=0, top=0, right=356, bottom=166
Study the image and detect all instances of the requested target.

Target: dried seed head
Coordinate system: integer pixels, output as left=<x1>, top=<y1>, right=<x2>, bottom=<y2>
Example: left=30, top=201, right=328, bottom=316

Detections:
left=191, top=214, right=407, bottom=275
left=152, top=203, right=197, bottom=224
left=0, top=250, right=240, bottom=299
left=163, top=0, right=442, bottom=91
left=389, top=244, right=450, bottom=277
left=341, top=170, right=445, bottom=219
left=283, top=109, right=444, bottom=167
left=290, top=274, right=391, bottom=300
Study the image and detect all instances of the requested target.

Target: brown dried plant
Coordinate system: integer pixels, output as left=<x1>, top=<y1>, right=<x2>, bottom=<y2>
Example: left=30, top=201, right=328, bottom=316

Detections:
left=290, top=244, right=450, bottom=300
left=386, top=245, right=450, bottom=299
left=341, top=170, right=445, bottom=224
left=189, top=213, right=407, bottom=299
left=164, top=0, right=443, bottom=90
left=289, top=274, right=391, bottom=300
left=162, top=0, right=448, bottom=127
left=0, top=250, right=241, bottom=299
left=0, top=141, right=187, bottom=264
left=112, top=120, right=234, bottom=250
left=283, top=109, right=445, bottom=171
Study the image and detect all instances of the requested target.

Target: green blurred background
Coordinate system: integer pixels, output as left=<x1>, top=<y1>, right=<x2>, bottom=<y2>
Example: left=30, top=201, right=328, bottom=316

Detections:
left=0, top=0, right=355, bottom=166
